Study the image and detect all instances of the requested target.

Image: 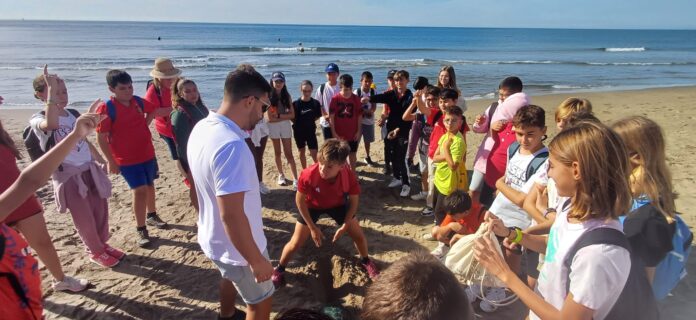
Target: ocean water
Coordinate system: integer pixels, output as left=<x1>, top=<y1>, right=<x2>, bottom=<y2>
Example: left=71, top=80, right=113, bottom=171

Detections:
left=1, top=20, right=695, bottom=109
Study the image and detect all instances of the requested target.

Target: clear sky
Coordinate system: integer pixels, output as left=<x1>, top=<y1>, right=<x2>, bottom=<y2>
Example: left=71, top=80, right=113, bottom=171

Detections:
left=1, top=0, right=694, bottom=29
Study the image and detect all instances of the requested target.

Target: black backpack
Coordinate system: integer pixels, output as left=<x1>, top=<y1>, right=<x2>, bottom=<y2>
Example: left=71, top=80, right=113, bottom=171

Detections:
left=487, top=102, right=499, bottom=128
left=564, top=227, right=660, bottom=320
left=22, top=108, right=81, bottom=162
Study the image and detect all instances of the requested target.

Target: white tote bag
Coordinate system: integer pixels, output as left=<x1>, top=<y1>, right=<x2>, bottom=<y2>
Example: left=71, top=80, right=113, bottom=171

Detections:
left=444, top=222, right=507, bottom=288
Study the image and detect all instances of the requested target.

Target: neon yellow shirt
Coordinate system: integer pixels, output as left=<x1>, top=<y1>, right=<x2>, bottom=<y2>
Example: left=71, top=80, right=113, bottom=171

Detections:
left=434, top=131, right=467, bottom=196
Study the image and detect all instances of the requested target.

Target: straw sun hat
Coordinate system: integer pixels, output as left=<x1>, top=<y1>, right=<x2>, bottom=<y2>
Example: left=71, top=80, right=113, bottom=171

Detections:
left=150, top=57, right=181, bottom=79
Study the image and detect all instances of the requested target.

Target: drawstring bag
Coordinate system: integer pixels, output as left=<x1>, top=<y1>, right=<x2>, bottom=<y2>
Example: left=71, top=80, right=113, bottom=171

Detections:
left=444, top=222, right=518, bottom=307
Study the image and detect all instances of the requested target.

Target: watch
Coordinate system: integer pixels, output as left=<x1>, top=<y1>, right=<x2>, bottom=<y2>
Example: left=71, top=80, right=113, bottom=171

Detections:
left=544, top=207, right=557, bottom=219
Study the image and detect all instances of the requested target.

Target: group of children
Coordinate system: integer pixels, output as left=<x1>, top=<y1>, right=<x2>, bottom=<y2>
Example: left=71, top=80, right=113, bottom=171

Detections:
left=0, top=57, right=689, bottom=320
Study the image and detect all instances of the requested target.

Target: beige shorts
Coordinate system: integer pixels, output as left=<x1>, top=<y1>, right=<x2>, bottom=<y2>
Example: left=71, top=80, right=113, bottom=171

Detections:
left=267, top=120, right=292, bottom=139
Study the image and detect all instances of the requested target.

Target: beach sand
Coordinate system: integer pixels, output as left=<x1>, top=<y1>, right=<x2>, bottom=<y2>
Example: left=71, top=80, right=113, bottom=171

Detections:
left=1, top=86, right=695, bottom=319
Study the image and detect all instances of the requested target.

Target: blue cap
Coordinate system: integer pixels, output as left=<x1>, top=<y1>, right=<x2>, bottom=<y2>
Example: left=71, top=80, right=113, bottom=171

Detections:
left=271, top=71, right=285, bottom=81
left=325, top=63, right=339, bottom=73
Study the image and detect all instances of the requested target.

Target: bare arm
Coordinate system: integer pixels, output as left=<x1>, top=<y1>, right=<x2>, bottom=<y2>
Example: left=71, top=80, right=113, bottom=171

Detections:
left=402, top=99, right=418, bottom=121
left=344, top=194, right=359, bottom=221
left=38, top=65, right=61, bottom=131
left=145, top=111, right=155, bottom=127
left=495, top=176, right=528, bottom=208
left=97, top=132, right=119, bottom=174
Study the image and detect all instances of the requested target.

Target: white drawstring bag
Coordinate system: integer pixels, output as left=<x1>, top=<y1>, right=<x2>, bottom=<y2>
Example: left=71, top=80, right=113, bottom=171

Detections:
left=444, top=222, right=506, bottom=288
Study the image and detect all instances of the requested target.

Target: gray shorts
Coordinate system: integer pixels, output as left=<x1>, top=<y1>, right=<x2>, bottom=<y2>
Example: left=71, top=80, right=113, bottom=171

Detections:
left=361, top=124, right=375, bottom=143
left=212, top=250, right=275, bottom=305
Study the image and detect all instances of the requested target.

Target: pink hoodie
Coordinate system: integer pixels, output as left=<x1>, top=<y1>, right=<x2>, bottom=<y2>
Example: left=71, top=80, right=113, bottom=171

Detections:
left=471, top=92, right=530, bottom=173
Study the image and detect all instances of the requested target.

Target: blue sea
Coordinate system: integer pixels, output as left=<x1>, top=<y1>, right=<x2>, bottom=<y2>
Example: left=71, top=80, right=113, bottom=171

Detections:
left=1, top=20, right=695, bottom=109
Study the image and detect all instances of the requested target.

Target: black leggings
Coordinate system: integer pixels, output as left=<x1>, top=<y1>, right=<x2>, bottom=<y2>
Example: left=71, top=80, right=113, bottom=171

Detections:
left=391, top=136, right=410, bottom=186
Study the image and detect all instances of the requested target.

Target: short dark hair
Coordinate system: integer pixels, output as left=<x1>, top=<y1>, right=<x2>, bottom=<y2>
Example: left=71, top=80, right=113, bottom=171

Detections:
left=106, top=70, right=132, bottom=88
left=274, top=308, right=332, bottom=320
left=387, top=69, right=397, bottom=79
left=300, top=80, right=313, bottom=88
left=439, top=88, right=459, bottom=101
left=425, top=85, right=441, bottom=98
left=499, top=76, right=523, bottom=93
left=361, top=71, right=373, bottom=80
left=362, top=251, right=473, bottom=320
left=513, top=105, right=545, bottom=129
left=339, top=74, right=353, bottom=88
left=394, top=70, right=410, bottom=80
left=318, top=139, right=350, bottom=164
left=443, top=190, right=472, bottom=215
left=224, top=64, right=272, bottom=103
left=443, top=105, right=463, bottom=119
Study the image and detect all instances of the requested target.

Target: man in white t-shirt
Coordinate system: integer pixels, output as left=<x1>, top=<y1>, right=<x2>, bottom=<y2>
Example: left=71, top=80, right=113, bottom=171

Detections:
left=315, top=63, right=340, bottom=141
left=187, top=64, right=274, bottom=320
left=354, top=71, right=377, bottom=166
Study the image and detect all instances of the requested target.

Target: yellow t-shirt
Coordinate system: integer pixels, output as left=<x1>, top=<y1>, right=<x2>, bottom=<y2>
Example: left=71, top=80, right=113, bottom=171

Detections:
left=434, top=131, right=467, bottom=196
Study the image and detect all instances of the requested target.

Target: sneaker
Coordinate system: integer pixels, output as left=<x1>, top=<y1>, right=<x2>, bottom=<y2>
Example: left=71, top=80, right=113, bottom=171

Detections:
left=291, top=180, right=298, bottom=191
left=104, top=245, right=126, bottom=260
left=411, top=191, right=427, bottom=201
left=364, top=157, right=376, bottom=167
left=277, top=175, right=287, bottom=186
left=90, top=252, right=120, bottom=268
left=421, top=206, right=434, bottom=216
left=137, top=228, right=151, bottom=247
left=480, top=287, right=507, bottom=313
left=146, top=213, right=168, bottom=229
left=388, top=178, right=402, bottom=188
left=422, top=232, right=436, bottom=241
left=361, top=259, right=380, bottom=280
left=259, top=182, right=270, bottom=195
left=219, top=308, right=247, bottom=320
left=52, top=275, right=89, bottom=292
left=430, top=243, right=449, bottom=259
left=271, top=267, right=285, bottom=289
left=400, top=184, right=411, bottom=197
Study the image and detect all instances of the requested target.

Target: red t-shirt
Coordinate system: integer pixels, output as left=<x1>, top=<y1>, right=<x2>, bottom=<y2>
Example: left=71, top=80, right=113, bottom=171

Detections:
left=427, top=110, right=470, bottom=159
left=329, top=93, right=363, bottom=141
left=484, top=122, right=516, bottom=187
left=0, top=224, right=43, bottom=319
left=144, top=84, right=174, bottom=138
left=0, top=145, right=42, bottom=224
left=96, top=96, right=156, bottom=166
left=297, top=163, right=360, bottom=209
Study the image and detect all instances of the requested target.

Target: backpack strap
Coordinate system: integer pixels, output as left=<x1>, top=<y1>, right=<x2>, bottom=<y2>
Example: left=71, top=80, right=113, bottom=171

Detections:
left=526, top=151, right=549, bottom=180
left=105, top=100, right=117, bottom=123
left=65, top=108, right=81, bottom=118
left=356, top=87, right=362, bottom=97
left=487, top=102, right=499, bottom=127
left=563, top=228, right=629, bottom=294
left=320, top=83, right=326, bottom=99
left=133, top=96, right=145, bottom=112
left=507, top=141, right=521, bottom=162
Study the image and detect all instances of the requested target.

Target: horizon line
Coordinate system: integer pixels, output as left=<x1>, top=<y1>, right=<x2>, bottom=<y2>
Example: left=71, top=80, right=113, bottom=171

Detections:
left=2, top=18, right=695, bottom=31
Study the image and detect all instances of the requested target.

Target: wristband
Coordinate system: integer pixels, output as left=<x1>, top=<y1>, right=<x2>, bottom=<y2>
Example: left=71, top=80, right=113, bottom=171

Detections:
left=512, top=228, right=523, bottom=244
left=544, top=207, right=557, bottom=219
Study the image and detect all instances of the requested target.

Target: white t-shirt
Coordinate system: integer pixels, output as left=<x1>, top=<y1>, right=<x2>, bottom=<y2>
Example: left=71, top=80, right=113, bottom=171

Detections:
left=315, top=82, right=340, bottom=128
left=531, top=204, right=631, bottom=320
left=354, top=87, right=376, bottom=125
left=187, top=113, right=267, bottom=266
left=29, top=110, right=92, bottom=167
left=489, top=147, right=549, bottom=229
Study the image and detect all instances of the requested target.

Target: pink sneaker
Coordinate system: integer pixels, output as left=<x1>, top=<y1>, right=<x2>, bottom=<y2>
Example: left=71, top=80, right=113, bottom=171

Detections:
left=361, top=259, right=380, bottom=280
left=90, top=252, right=120, bottom=268
left=104, top=245, right=126, bottom=260
left=271, top=267, right=285, bottom=289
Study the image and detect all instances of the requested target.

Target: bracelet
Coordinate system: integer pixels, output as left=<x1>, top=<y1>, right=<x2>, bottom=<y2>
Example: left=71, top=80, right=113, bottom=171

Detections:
left=544, top=207, right=557, bottom=219
left=512, top=228, right=523, bottom=244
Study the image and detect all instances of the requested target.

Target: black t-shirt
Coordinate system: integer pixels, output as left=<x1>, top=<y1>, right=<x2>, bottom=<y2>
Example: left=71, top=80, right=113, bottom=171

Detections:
left=292, top=98, right=322, bottom=130
left=624, top=204, right=676, bottom=267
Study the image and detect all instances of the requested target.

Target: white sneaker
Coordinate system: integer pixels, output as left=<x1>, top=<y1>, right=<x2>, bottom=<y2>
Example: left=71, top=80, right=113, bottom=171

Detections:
left=52, top=275, right=89, bottom=293
left=259, top=182, right=270, bottom=195
left=400, top=184, right=411, bottom=197
left=388, top=178, right=402, bottom=188
left=430, top=242, right=449, bottom=259
left=421, top=206, right=434, bottom=216
left=277, top=175, right=287, bottom=186
left=480, top=287, right=507, bottom=312
left=422, top=232, right=436, bottom=241
left=291, top=180, right=298, bottom=191
left=410, top=191, right=427, bottom=201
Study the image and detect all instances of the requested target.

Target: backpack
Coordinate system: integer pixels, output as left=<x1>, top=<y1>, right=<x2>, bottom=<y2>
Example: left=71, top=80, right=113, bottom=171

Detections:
left=22, top=108, right=81, bottom=162
left=487, top=102, right=499, bottom=128
left=146, top=80, right=161, bottom=105
left=105, top=96, right=145, bottom=124
left=507, top=141, right=549, bottom=181
left=653, top=214, right=693, bottom=300
left=564, top=227, right=659, bottom=320
left=355, top=87, right=375, bottom=98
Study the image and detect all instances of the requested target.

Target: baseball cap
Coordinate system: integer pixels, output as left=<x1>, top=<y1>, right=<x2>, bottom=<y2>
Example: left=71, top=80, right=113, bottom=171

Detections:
left=325, top=63, right=339, bottom=73
left=387, top=69, right=398, bottom=79
left=271, top=71, right=285, bottom=82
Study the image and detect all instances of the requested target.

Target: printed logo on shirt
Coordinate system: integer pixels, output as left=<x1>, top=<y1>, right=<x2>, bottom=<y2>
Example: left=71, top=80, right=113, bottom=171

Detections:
left=336, top=101, right=355, bottom=119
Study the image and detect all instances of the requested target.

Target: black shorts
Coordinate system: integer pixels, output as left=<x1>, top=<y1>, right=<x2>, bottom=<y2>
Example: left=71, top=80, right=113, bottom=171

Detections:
left=293, top=127, right=318, bottom=150
left=480, top=182, right=497, bottom=209
left=348, top=141, right=359, bottom=153
left=432, top=185, right=448, bottom=226
left=298, top=205, right=350, bottom=226
left=322, top=127, right=333, bottom=141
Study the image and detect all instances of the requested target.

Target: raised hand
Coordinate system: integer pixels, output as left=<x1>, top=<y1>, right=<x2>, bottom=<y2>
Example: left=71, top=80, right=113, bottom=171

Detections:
left=72, top=99, right=105, bottom=138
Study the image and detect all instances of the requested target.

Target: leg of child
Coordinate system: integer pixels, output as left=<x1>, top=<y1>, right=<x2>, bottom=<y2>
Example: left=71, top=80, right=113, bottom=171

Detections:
left=298, top=147, right=307, bottom=169
left=246, top=296, right=273, bottom=320
left=14, top=214, right=66, bottom=281
left=345, top=217, right=369, bottom=257
left=349, top=152, right=358, bottom=172
left=278, top=222, right=312, bottom=267
left=271, top=138, right=285, bottom=178
left=66, top=192, right=107, bottom=255
left=281, top=138, right=298, bottom=181
left=132, top=186, right=148, bottom=227
left=503, top=247, right=522, bottom=275
left=309, top=148, right=318, bottom=164
left=407, top=120, right=421, bottom=161
left=364, top=140, right=371, bottom=160
left=145, top=184, right=157, bottom=217
left=219, top=279, right=239, bottom=318
left=255, top=137, right=268, bottom=182
left=393, top=137, right=409, bottom=185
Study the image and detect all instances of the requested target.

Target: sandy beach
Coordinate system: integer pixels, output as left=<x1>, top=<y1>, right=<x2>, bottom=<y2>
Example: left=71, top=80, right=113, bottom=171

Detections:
left=1, top=85, right=695, bottom=319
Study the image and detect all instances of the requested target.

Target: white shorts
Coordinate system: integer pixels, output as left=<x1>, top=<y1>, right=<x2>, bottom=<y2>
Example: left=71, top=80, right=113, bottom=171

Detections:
left=251, top=120, right=269, bottom=147
left=267, top=120, right=292, bottom=139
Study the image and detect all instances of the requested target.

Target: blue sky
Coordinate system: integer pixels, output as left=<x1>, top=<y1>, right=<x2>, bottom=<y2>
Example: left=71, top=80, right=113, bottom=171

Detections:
left=1, top=0, right=694, bottom=29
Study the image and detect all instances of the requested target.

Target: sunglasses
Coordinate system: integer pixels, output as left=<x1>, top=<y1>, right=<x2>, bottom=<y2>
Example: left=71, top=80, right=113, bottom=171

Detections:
left=245, top=95, right=272, bottom=112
